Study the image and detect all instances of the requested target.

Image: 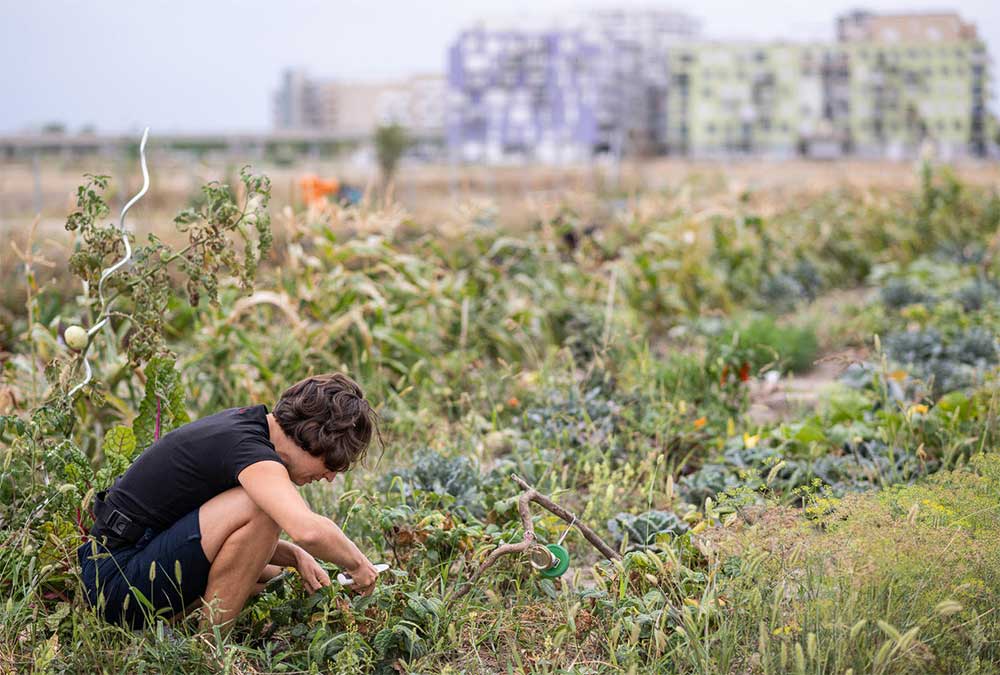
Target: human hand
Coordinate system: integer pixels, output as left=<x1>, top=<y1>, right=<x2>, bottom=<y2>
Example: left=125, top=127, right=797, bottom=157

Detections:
left=294, top=550, right=332, bottom=594
left=343, top=559, right=380, bottom=595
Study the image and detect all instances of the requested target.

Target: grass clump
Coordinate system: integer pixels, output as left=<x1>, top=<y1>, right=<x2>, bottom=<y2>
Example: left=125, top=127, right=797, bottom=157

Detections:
left=706, top=452, right=1000, bottom=674
left=712, top=314, right=819, bottom=377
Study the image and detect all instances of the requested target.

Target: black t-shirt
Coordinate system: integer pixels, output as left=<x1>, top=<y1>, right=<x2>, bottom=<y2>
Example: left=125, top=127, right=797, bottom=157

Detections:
left=100, top=404, right=283, bottom=533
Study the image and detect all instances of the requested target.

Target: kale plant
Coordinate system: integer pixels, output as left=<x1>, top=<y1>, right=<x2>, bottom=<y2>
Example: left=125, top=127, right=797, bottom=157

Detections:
left=382, top=450, right=485, bottom=519
left=521, top=381, right=633, bottom=458
left=953, top=279, right=998, bottom=312
left=880, top=278, right=935, bottom=310
left=607, top=510, right=689, bottom=552
left=885, top=328, right=997, bottom=397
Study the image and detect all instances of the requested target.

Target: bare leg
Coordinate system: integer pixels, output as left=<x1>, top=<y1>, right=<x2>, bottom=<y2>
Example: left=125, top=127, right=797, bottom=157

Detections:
left=179, top=563, right=284, bottom=620
left=198, top=487, right=281, bottom=628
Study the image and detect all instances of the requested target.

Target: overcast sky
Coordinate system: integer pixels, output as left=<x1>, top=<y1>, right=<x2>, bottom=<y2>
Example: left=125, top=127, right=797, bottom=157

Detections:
left=1, top=0, right=996, bottom=133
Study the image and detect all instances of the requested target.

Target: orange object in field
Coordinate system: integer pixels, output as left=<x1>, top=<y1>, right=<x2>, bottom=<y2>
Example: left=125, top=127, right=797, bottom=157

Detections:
left=299, top=175, right=340, bottom=207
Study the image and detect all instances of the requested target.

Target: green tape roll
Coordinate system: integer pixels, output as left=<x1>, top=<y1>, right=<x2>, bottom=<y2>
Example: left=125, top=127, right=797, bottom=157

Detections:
left=540, top=543, right=570, bottom=578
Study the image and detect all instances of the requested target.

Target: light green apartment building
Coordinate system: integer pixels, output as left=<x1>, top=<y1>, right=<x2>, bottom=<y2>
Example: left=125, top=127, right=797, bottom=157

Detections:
left=659, top=12, right=991, bottom=158
left=844, top=40, right=989, bottom=157
left=665, top=43, right=828, bottom=157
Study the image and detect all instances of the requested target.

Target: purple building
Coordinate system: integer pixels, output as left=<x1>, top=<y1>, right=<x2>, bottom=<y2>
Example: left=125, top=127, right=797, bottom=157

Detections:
left=446, top=10, right=701, bottom=163
left=447, top=27, right=602, bottom=163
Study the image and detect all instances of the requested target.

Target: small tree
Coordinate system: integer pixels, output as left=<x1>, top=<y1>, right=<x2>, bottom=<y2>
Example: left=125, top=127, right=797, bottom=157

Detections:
left=374, top=123, right=409, bottom=188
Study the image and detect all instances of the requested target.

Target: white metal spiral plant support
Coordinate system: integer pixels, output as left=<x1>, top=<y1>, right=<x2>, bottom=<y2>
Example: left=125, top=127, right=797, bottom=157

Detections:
left=68, top=128, right=151, bottom=398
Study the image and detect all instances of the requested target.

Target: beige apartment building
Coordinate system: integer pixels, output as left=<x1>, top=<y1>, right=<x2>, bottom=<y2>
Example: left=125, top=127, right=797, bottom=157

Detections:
left=273, top=70, right=445, bottom=138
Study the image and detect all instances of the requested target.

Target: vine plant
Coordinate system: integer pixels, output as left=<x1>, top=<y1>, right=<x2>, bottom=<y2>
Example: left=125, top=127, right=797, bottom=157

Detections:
left=0, top=164, right=273, bottom=603
left=66, top=167, right=272, bottom=366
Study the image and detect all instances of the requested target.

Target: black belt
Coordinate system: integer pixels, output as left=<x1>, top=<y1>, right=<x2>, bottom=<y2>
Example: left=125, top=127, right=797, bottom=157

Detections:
left=91, top=490, right=147, bottom=547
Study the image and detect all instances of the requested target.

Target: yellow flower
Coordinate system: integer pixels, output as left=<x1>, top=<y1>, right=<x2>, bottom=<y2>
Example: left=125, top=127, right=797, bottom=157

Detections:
left=906, top=403, right=929, bottom=420
left=743, top=433, right=760, bottom=449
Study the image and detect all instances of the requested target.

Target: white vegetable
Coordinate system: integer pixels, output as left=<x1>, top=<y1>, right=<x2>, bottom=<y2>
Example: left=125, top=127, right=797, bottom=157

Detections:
left=65, top=325, right=88, bottom=351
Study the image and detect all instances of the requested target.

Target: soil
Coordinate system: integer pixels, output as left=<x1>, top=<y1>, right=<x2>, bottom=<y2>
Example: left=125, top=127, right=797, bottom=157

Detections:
left=747, top=347, right=869, bottom=425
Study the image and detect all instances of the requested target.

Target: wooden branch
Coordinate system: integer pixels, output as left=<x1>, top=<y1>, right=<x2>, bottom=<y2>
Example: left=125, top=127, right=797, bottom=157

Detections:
left=510, top=474, right=621, bottom=562
left=449, top=473, right=620, bottom=602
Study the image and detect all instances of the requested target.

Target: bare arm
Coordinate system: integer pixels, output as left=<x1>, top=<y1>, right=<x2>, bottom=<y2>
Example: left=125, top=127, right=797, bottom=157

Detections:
left=271, top=539, right=332, bottom=593
left=270, top=539, right=304, bottom=567
left=238, top=461, right=378, bottom=589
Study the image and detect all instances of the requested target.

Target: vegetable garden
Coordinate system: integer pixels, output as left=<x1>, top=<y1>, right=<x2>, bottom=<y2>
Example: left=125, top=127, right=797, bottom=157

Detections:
left=3, top=157, right=1000, bottom=674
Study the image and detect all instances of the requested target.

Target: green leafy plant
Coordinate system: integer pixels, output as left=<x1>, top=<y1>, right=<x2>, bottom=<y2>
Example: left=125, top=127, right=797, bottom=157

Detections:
left=715, top=315, right=819, bottom=376
left=608, top=510, right=689, bottom=552
left=382, top=450, right=485, bottom=519
left=65, top=167, right=271, bottom=365
left=374, top=123, right=409, bottom=188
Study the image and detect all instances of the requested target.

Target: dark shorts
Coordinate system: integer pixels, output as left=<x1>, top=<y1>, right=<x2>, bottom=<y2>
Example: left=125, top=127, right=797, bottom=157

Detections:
left=77, top=507, right=212, bottom=629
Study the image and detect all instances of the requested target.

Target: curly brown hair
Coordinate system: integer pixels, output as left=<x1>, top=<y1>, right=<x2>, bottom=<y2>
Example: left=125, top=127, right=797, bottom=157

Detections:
left=272, top=373, right=381, bottom=473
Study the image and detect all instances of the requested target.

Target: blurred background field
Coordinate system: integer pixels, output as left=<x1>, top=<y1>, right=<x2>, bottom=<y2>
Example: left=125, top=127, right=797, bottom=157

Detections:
left=4, top=156, right=999, bottom=271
